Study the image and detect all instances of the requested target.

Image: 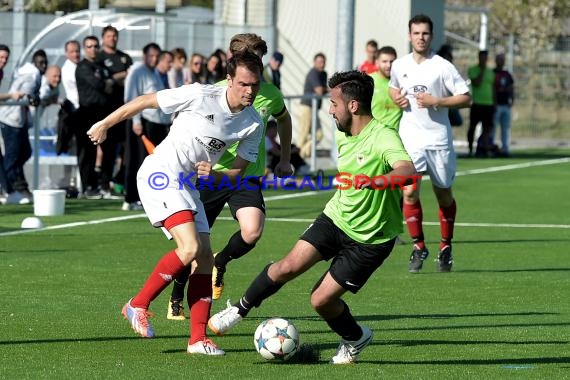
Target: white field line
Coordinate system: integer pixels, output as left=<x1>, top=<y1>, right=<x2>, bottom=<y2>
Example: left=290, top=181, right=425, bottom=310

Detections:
left=1, top=158, right=568, bottom=237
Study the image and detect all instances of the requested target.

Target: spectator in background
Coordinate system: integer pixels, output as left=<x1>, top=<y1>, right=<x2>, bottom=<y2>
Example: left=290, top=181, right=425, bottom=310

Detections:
left=467, top=50, right=495, bottom=157
left=57, top=40, right=80, bottom=156
left=185, top=53, right=206, bottom=84
left=358, top=39, right=378, bottom=74
left=213, top=48, right=228, bottom=77
left=39, top=65, right=61, bottom=105
left=298, top=52, right=327, bottom=158
left=0, top=44, right=25, bottom=204
left=0, top=44, right=9, bottom=85
left=492, top=53, right=514, bottom=157
left=0, top=49, right=46, bottom=204
left=205, top=53, right=224, bottom=84
left=168, top=47, right=187, bottom=88
left=76, top=35, right=113, bottom=198
left=122, top=42, right=171, bottom=211
left=155, top=50, right=173, bottom=89
left=96, top=25, right=133, bottom=195
left=262, top=51, right=283, bottom=89
left=370, top=45, right=402, bottom=129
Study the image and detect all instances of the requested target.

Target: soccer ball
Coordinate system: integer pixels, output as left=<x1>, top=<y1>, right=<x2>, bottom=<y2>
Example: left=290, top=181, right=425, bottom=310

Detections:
left=254, top=318, right=300, bottom=361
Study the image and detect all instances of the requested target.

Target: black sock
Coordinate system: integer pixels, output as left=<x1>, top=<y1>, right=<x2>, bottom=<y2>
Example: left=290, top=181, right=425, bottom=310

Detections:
left=235, top=264, right=283, bottom=317
left=170, top=266, right=191, bottom=301
left=325, top=301, right=362, bottom=341
left=216, top=230, right=256, bottom=268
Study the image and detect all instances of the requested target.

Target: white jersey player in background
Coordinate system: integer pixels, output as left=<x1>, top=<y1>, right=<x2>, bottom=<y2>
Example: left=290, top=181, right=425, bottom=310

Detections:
left=389, top=14, right=470, bottom=273
left=87, top=50, right=264, bottom=355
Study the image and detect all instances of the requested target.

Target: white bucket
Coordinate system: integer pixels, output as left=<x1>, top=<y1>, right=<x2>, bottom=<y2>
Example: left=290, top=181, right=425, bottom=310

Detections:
left=33, top=189, right=66, bottom=216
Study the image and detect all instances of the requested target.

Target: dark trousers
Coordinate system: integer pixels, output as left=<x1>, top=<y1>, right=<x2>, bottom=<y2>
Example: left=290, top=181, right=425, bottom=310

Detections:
left=124, top=118, right=169, bottom=203
left=99, top=121, right=126, bottom=190
left=467, top=104, right=495, bottom=154
left=0, top=122, right=32, bottom=192
left=75, top=106, right=105, bottom=192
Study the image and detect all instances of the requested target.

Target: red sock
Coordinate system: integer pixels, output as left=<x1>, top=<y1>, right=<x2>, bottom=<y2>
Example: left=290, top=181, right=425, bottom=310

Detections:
left=131, top=250, right=185, bottom=309
left=403, top=200, right=425, bottom=249
left=187, top=273, right=213, bottom=344
left=439, top=199, right=457, bottom=249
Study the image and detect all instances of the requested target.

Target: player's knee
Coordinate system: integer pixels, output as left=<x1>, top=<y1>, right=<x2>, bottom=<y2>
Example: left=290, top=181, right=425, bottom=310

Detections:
left=175, top=242, right=201, bottom=265
left=241, top=225, right=263, bottom=245
left=271, top=259, right=297, bottom=282
left=310, top=292, right=332, bottom=314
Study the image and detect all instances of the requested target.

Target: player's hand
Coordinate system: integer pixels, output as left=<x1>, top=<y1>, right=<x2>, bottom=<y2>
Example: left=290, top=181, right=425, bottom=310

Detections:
left=132, top=123, right=143, bottom=136
left=10, top=91, right=25, bottom=100
left=415, top=92, right=438, bottom=109
left=393, top=89, right=409, bottom=108
left=353, top=174, right=372, bottom=190
left=274, top=161, right=294, bottom=177
left=87, top=121, right=108, bottom=145
left=195, top=161, right=212, bottom=178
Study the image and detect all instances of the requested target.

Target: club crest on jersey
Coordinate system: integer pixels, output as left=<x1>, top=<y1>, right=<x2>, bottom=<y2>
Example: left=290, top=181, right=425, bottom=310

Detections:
left=258, top=107, right=268, bottom=118
left=412, top=85, right=428, bottom=94
left=356, top=153, right=366, bottom=165
left=198, top=136, right=226, bottom=152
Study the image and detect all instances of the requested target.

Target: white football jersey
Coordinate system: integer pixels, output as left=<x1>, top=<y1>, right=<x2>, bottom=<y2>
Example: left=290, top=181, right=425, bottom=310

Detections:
left=138, top=83, right=263, bottom=185
left=389, top=51, right=469, bottom=150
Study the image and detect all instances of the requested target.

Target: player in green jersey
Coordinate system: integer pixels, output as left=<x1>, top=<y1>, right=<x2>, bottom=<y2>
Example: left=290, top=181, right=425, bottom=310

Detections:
left=208, top=70, right=416, bottom=364
left=370, top=46, right=402, bottom=129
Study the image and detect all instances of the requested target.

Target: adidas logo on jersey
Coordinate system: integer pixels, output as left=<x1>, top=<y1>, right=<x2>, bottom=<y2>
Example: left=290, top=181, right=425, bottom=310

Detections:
left=205, top=114, right=214, bottom=123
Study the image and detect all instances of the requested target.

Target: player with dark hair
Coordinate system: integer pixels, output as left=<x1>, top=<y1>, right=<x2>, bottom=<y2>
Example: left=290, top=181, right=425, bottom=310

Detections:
left=208, top=70, right=417, bottom=364
left=166, top=33, right=294, bottom=320
left=389, top=14, right=471, bottom=273
left=87, top=51, right=264, bottom=355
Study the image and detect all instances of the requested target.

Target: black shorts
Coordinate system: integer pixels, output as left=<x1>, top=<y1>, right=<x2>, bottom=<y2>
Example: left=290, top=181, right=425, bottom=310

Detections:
left=200, top=177, right=266, bottom=228
left=300, top=213, right=395, bottom=293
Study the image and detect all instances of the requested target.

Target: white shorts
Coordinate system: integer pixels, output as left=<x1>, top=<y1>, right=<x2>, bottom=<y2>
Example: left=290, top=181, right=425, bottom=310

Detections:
left=408, top=148, right=456, bottom=188
left=136, top=168, right=210, bottom=234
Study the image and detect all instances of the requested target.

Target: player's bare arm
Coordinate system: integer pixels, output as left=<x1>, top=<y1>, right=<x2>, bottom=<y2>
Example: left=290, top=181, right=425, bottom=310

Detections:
left=416, top=92, right=470, bottom=109
left=208, top=156, right=251, bottom=183
left=87, top=93, right=158, bottom=144
left=356, top=160, right=417, bottom=190
left=274, top=108, right=294, bottom=177
left=389, top=87, right=409, bottom=108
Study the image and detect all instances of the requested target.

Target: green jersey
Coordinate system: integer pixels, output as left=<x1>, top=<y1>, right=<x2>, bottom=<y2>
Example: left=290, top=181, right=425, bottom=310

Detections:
left=467, top=65, right=495, bottom=105
left=323, top=120, right=411, bottom=244
left=213, top=81, right=286, bottom=176
left=370, top=72, right=402, bottom=130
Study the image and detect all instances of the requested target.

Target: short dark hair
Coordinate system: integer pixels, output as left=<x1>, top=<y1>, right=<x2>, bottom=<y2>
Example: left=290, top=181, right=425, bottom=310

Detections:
left=366, top=40, right=378, bottom=49
left=102, top=25, right=119, bottom=37
left=377, top=46, right=397, bottom=57
left=314, top=52, right=326, bottom=61
left=0, top=44, right=10, bottom=54
left=171, top=47, right=187, bottom=60
left=409, top=14, right=433, bottom=33
left=328, top=70, right=374, bottom=115
left=64, top=40, right=80, bottom=51
left=142, top=42, right=161, bottom=55
left=32, top=49, right=47, bottom=61
left=159, top=50, right=174, bottom=61
left=83, top=35, right=99, bottom=46
left=226, top=50, right=263, bottom=78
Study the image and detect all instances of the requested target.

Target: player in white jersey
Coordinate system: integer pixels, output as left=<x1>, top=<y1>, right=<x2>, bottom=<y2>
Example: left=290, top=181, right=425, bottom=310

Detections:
left=86, top=51, right=264, bottom=355
left=389, top=14, right=471, bottom=273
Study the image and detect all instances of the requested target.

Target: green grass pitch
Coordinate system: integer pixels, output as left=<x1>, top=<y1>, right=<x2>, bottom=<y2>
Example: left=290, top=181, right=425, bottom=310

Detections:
left=1, top=148, right=569, bottom=379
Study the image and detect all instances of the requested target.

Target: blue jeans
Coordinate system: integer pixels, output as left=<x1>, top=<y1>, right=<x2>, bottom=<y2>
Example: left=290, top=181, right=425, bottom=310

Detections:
left=492, top=105, right=512, bottom=154
left=0, top=122, right=32, bottom=192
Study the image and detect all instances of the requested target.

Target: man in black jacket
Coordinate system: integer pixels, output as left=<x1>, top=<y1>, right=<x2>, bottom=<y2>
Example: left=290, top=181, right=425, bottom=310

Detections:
left=75, top=35, right=113, bottom=198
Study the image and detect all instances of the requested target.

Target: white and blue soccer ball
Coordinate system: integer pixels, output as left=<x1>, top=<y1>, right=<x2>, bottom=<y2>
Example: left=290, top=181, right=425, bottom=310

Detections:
left=254, top=318, right=300, bottom=361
